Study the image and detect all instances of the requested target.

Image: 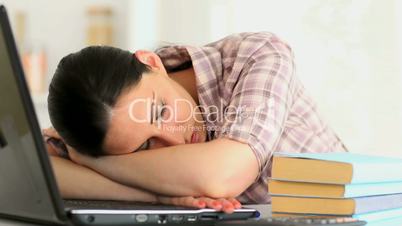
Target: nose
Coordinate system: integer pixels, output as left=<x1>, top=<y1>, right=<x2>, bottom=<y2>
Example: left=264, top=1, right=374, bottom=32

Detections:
left=149, top=129, right=185, bottom=149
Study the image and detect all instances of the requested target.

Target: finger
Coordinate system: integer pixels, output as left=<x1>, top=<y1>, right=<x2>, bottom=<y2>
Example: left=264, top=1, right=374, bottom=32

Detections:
left=227, top=198, right=242, bottom=209
left=181, top=197, right=206, bottom=208
left=218, top=198, right=235, bottom=214
left=196, top=197, right=222, bottom=211
left=42, top=127, right=52, bottom=134
left=42, top=127, right=62, bottom=139
left=192, top=197, right=206, bottom=208
left=45, top=142, right=59, bottom=156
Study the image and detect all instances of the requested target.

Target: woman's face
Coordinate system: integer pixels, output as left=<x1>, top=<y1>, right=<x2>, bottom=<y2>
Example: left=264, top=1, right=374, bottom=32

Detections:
left=103, top=66, right=207, bottom=155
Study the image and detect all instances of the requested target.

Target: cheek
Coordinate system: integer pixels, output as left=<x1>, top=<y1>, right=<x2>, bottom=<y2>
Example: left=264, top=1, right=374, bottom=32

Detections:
left=163, top=86, right=194, bottom=124
left=109, top=149, right=134, bottom=155
left=105, top=121, right=145, bottom=155
left=171, top=101, right=194, bottom=124
left=104, top=136, right=132, bottom=155
left=160, top=101, right=194, bottom=135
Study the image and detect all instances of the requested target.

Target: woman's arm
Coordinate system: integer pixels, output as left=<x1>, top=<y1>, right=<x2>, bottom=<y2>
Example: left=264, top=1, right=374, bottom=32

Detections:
left=43, top=128, right=156, bottom=201
left=68, top=138, right=259, bottom=199
left=44, top=128, right=240, bottom=212
left=50, top=156, right=158, bottom=202
left=51, top=156, right=241, bottom=213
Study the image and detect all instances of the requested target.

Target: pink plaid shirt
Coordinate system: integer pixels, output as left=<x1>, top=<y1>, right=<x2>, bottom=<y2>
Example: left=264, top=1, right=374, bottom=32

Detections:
left=156, top=32, right=347, bottom=204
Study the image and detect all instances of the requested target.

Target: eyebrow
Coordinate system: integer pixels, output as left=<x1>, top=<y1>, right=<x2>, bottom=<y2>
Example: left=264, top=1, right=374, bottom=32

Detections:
left=133, top=91, right=155, bottom=152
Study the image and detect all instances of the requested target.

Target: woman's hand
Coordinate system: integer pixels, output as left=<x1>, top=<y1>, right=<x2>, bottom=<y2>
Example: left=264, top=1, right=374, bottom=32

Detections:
left=42, top=127, right=94, bottom=164
left=66, top=149, right=243, bottom=214
left=42, top=127, right=65, bottom=157
left=42, top=127, right=73, bottom=159
left=43, top=127, right=243, bottom=214
left=157, top=196, right=242, bottom=214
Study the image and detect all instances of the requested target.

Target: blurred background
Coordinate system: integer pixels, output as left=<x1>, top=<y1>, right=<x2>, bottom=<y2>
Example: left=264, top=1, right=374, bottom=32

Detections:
left=0, top=0, right=401, bottom=157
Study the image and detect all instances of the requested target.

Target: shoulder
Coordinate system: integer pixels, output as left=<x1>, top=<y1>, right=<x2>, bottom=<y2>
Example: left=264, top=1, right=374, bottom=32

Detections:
left=208, top=32, right=290, bottom=50
left=206, top=32, right=293, bottom=64
left=207, top=32, right=276, bottom=46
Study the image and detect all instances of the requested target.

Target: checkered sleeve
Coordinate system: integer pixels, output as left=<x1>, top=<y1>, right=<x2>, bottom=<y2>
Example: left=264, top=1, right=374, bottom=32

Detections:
left=218, top=35, right=295, bottom=176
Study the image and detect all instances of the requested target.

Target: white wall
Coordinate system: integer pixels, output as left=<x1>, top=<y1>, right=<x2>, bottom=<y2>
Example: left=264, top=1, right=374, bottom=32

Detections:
left=0, top=0, right=130, bottom=128
left=1, top=0, right=401, bottom=156
left=1, top=0, right=130, bottom=78
left=126, top=0, right=159, bottom=51
left=145, top=0, right=402, bottom=157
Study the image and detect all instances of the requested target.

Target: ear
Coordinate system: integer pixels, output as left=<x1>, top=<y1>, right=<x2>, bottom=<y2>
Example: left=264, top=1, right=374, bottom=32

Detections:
left=134, top=50, right=166, bottom=73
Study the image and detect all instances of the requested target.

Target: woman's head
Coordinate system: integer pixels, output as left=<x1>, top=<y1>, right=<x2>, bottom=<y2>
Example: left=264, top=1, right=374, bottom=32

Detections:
left=48, top=46, right=207, bottom=157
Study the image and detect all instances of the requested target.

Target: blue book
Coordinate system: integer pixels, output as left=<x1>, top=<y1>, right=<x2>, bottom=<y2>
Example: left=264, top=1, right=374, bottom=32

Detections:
left=271, top=152, right=402, bottom=184
left=273, top=208, right=402, bottom=225
left=364, top=215, right=402, bottom=226
left=271, top=193, right=402, bottom=215
left=354, top=207, right=402, bottom=223
left=269, top=180, right=402, bottom=198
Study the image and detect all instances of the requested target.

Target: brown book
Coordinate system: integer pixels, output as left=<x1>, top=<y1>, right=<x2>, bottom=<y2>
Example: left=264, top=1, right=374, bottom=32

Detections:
left=271, top=152, right=402, bottom=184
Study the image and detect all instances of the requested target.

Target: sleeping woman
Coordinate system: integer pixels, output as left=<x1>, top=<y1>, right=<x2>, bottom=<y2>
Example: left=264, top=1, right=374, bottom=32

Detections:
left=43, top=32, right=347, bottom=213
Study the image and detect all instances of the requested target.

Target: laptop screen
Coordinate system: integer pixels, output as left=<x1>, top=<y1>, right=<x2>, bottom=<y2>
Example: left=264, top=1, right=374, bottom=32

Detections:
left=0, top=5, right=65, bottom=224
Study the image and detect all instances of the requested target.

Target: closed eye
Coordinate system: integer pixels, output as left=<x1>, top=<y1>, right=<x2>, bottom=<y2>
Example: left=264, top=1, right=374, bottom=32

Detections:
left=134, top=139, right=151, bottom=152
left=156, top=100, right=167, bottom=122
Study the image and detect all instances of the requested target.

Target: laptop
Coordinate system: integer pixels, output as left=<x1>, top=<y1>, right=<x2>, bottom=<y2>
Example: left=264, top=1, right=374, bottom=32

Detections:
left=0, top=5, right=260, bottom=225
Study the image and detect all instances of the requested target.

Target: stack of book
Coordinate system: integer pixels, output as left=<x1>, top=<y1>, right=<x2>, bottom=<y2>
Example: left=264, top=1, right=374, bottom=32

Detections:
left=269, top=152, right=402, bottom=225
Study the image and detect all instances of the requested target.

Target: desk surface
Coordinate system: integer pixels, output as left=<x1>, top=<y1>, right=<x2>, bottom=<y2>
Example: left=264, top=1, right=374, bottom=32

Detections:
left=0, top=204, right=272, bottom=226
